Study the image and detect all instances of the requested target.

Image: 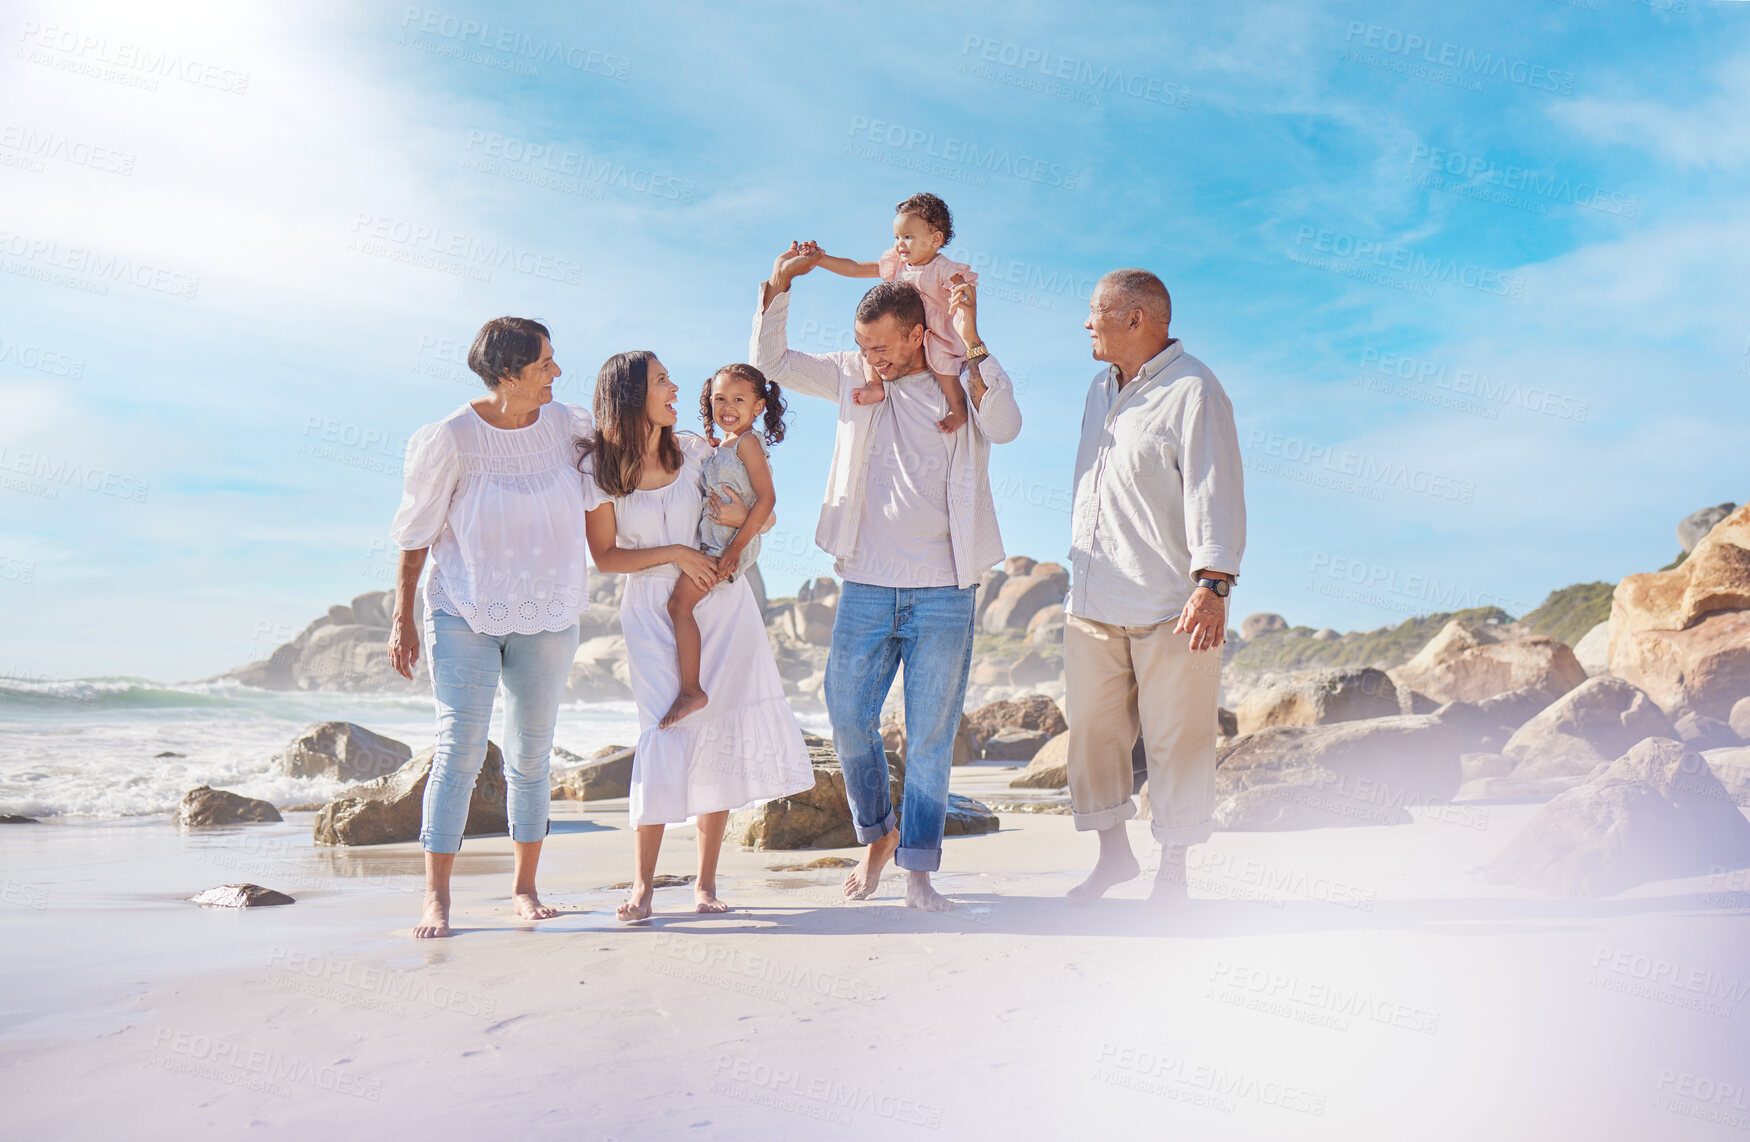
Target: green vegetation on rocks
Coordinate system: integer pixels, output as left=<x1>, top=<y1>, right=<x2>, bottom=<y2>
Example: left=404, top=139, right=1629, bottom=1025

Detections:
left=1227, top=607, right=1513, bottom=674
left=1521, top=582, right=1614, bottom=647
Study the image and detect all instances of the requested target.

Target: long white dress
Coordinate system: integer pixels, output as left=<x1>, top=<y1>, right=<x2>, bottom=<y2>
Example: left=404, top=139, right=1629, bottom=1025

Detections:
left=582, top=434, right=813, bottom=826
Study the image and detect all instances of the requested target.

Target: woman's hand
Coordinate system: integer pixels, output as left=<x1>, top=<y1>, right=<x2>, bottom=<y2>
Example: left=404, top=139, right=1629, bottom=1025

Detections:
left=388, top=611, right=421, bottom=679
left=706, top=485, right=751, bottom=528
left=671, top=545, right=721, bottom=591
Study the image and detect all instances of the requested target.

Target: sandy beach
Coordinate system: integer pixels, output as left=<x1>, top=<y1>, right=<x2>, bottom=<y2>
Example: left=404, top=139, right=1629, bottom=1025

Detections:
left=4, top=761, right=1745, bottom=1140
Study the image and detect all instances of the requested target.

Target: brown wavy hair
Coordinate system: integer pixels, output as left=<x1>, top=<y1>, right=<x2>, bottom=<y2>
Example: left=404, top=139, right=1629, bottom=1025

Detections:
left=577, top=350, right=683, bottom=499
left=699, top=363, right=787, bottom=447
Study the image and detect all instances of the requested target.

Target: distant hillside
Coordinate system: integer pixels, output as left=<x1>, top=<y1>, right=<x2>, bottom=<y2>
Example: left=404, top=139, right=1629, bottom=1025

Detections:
left=1226, top=606, right=1514, bottom=675
left=1520, top=582, right=1614, bottom=646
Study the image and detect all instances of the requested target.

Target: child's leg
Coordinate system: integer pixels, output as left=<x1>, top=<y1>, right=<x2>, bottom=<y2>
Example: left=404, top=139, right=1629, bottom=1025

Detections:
left=851, top=374, right=887, bottom=406
left=932, top=371, right=969, bottom=432
left=661, top=572, right=712, bottom=728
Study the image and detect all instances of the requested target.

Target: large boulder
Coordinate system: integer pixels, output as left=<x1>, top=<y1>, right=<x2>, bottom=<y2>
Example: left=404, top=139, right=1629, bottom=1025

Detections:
left=1679, top=502, right=1738, bottom=554
left=982, top=574, right=1064, bottom=633
left=313, top=742, right=507, bottom=845
left=292, top=624, right=417, bottom=692
left=1032, top=562, right=1070, bottom=595
left=981, top=727, right=1050, bottom=761
left=1212, top=715, right=1463, bottom=830
left=974, top=568, right=1009, bottom=628
left=783, top=601, right=837, bottom=646
left=1573, top=621, right=1611, bottom=677
left=1008, top=650, right=1062, bottom=685
left=552, top=745, right=634, bottom=801
left=880, top=712, right=977, bottom=767
left=1393, top=620, right=1586, bottom=706
left=570, top=635, right=632, bottom=700
left=1240, top=613, right=1287, bottom=640
left=1482, top=737, right=1750, bottom=898
left=1233, top=667, right=1399, bottom=737
left=1435, top=685, right=1560, bottom=753
left=1027, top=604, right=1067, bottom=650
left=189, top=884, right=295, bottom=908
left=728, top=740, right=996, bottom=849
left=1674, top=712, right=1740, bottom=752
left=1009, top=732, right=1070, bottom=789
left=1703, top=746, right=1750, bottom=806
left=178, top=786, right=282, bottom=826
left=271, top=722, right=411, bottom=782
left=967, top=695, right=1068, bottom=744
left=1003, top=556, right=1037, bottom=578
left=1502, top=676, right=1676, bottom=778
left=1610, top=504, right=1750, bottom=717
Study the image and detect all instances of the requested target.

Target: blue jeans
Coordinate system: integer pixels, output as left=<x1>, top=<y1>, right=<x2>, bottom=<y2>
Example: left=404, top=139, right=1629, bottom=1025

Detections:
left=421, top=610, right=579, bottom=854
left=824, top=581, right=976, bottom=872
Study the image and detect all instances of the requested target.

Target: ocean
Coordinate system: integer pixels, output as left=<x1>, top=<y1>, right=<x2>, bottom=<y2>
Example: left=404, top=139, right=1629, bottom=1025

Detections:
left=0, top=676, right=669, bottom=821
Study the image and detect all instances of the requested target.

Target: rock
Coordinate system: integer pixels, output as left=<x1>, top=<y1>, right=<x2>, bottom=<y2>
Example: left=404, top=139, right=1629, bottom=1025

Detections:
left=1461, top=752, right=1514, bottom=782
left=982, top=727, right=1049, bottom=761
left=784, top=601, right=837, bottom=646
left=570, top=634, right=633, bottom=700
left=1702, top=746, right=1750, bottom=806
left=1678, top=502, right=1737, bottom=554
left=1732, top=697, right=1750, bottom=743
left=1233, top=667, right=1399, bottom=737
left=1003, top=555, right=1037, bottom=578
left=177, top=786, right=283, bottom=826
left=967, top=695, right=1068, bottom=743
left=1240, top=613, right=1287, bottom=639
left=1027, top=603, right=1066, bottom=642
left=190, top=884, right=296, bottom=908
left=879, top=713, right=976, bottom=767
left=970, top=659, right=1010, bottom=687
left=1312, top=628, right=1340, bottom=641
left=1609, top=609, right=1750, bottom=722
left=1435, top=684, right=1559, bottom=752
left=943, top=793, right=1001, bottom=837
left=975, top=569, right=1009, bottom=627
left=1482, top=737, right=1750, bottom=898
left=1674, top=713, right=1740, bottom=751
left=552, top=745, right=635, bottom=801
left=1032, top=561, right=1070, bottom=595
left=982, top=574, right=1064, bottom=633
left=1213, top=715, right=1463, bottom=830
left=271, top=722, right=412, bottom=782
left=1610, top=507, right=1750, bottom=636
left=154, top=750, right=185, bottom=758
left=314, top=742, right=507, bottom=846
left=1393, top=620, right=1586, bottom=705
left=1009, top=731, right=1070, bottom=789
left=0, top=814, right=40, bottom=824
left=1573, top=620, right=1611, bottom=677
left=1008, top=649, right=1062, bottom=685
left=348, top=591, right=393, bottom=628
left=1502, top=676, right=1676, bottom=778
left=292, top=624, right=419, bottom=691
left=795, top=576, right=840, bottom=605
left=1217, top=707, right=1238, bottom=738
left=1456, top=774, right=1587, bottom=803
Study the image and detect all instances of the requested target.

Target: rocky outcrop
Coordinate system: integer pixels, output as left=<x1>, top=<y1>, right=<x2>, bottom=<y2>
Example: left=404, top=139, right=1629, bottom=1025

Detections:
left=189, top=884, right=295, bottom=908
left=1434, top=685, right=1560, bottom=753
left=1482, top=737, right=1750, bottom=898
left=1704, top=746, right=1750, bottom=806
left=1233, top=667, right=1399, bottom=737
left=313, top=742, right=507, bottom=845
left=982, top=574, right=1065, bottom=633
left=570, top=634, right=632, bottom=701
left=967, top=695, right=1068, bottom=744
left=1573, top=621, right=1611, bottom=677
left=1674, top=713, right=1741, bottom=752
left=881, top=713, right=977, bottom=767
left=1679, top=502, right=1737, bottom=553
left=1028, top=604, right=1067, bottom=649
left=1610, top=504, right=1750, bottom=718
left=1391, top=620, right=1586, bottom=706
left=727, top=739, right=997, bottom=849
left=1212, top=714, right=1462, bottom=830
left=1008, top=732, right=1070, bottom=789
left=981, top=727, right=1050, bottom=761
left=225, top=589, right=428, bottom=693
left=552, top=745, right=635, bottom=801
left=271, top=722, right=411, bottom=782
left=1240, top=613, right=1287, bottom=639
left=178, top=786, right=283, bottom=826
left=1502, top=677, right=1675, bottom=778
left=1007, top=650, right=1062, bottom=686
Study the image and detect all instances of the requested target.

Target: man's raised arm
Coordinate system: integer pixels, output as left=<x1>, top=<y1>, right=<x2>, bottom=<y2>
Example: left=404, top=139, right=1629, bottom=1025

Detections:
left=750, top=243, right=842, bottom=402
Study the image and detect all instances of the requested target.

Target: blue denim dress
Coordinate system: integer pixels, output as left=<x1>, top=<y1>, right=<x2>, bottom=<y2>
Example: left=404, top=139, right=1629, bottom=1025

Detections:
left=698, top=435, right=764, bottom=579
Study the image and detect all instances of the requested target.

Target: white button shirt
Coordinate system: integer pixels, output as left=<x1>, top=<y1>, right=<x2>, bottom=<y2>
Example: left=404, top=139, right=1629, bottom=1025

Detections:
left=1066, top=341, right=1246, bottom=627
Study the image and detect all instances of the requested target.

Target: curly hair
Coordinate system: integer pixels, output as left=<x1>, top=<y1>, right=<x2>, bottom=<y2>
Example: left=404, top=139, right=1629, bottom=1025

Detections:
left=895, top=192, right=953, bottom=245
left=700, top=363, right=787, bottom=447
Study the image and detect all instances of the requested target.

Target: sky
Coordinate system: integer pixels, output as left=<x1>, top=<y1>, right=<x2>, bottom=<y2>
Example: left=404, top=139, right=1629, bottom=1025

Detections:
left=1, top=0, right=1746, bottom=681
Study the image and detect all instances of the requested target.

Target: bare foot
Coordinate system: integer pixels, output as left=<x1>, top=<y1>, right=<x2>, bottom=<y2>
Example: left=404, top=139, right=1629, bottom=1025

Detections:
left=694, top=883, right=731, bottom=913
left=1066, top=849, right=1141, bottom=904
left=1142, top=868, right=1190, bottom=915
left=659, top=688, right=708, bottom=730
left=512, top=892, right=558, bottom=921
left=413, top=890, right=451, bottom=938
left=616, top=882, right=654, bottom=922
left=852, top=383, right=886, bottom=406
left=904, top=871, right=954, bottom=912
left=936, top=408, right=968, bottom=433
left=844, top=831, right=899, bottom=900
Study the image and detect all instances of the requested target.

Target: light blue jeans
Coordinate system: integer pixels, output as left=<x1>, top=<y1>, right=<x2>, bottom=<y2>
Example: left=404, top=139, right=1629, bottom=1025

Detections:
left=420, top=610, right=578, bottom=854
left=824, top=581, right=977, bottom=872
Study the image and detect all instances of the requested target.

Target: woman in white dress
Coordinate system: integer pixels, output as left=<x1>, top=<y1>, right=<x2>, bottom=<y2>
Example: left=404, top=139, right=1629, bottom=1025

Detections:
left=579, top=350, right=813, bottom=921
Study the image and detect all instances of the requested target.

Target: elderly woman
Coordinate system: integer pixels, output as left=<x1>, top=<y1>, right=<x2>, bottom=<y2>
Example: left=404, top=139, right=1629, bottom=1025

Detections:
left=386, top=316, right=593, bottom=938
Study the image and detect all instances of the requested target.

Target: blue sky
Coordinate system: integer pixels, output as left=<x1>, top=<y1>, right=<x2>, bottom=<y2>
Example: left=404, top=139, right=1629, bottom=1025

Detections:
left=2, top=0, right=1746, bottom=680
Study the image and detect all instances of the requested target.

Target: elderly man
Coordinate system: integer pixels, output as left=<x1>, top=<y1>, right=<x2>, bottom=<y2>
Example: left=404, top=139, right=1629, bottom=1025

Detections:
left=1063, top=269, right=1246, bottom=911
left=752, top=242, right=1022, bottom=911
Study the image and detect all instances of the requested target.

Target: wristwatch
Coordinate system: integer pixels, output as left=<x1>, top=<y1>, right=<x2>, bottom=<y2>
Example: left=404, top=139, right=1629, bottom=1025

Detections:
left=964, top=341, right=989, bottom=362
left=1195, top=576, right=1230, bottom=598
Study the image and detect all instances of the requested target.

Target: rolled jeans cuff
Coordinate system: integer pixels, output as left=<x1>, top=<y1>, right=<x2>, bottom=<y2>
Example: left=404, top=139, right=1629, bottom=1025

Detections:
left=1151, top=818, right=1213, bottom=849
left=853, top=809, right=897, bottom=846
left=421, top=829, right=463, bottom=855
left=895, top=845, right=940, bottom=873
left=1072, top=797, right=1138, bottom=833
left=509, top=819, right=551, bottom=844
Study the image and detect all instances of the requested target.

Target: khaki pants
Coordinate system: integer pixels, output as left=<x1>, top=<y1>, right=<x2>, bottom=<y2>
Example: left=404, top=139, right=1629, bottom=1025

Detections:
left=1064, top=613, right=1221, bottom=847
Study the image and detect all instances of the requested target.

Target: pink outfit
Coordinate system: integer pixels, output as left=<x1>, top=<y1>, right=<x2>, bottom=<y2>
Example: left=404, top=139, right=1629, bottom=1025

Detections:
left=877, top=249, right=979, bottom=377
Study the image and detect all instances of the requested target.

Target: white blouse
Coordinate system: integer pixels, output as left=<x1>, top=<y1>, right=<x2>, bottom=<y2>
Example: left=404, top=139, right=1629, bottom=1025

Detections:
left=579, top=434, right=710, bottom=578
left=389, top=401, right=595, bottom=636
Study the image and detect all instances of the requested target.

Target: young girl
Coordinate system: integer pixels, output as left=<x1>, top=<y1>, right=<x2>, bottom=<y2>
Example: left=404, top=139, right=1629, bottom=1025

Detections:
left=802, top=191, right=979, bottom=432
left=658, top=363, right=785, bottom=729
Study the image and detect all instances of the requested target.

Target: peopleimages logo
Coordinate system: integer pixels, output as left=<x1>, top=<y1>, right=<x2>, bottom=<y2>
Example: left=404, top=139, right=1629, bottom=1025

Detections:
left=845, top=117, right=1080, bottom=189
